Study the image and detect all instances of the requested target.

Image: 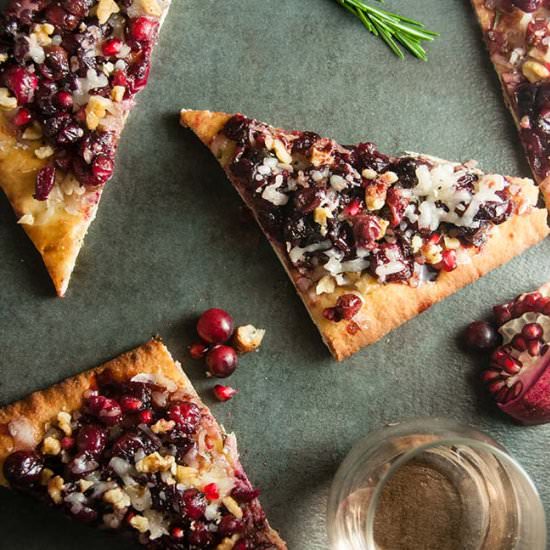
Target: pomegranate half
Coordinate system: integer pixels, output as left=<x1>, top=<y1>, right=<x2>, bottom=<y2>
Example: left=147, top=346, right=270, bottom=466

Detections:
left=478, top=283, right=550, bottom=425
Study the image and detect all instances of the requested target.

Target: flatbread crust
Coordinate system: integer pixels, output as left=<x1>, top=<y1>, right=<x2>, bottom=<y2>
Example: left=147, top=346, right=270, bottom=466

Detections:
left=470, top=0, right=550, bottom=210
left=181, top=109, right=549, bottom=361
left=0, top=2, right=171, bottom=297
left=0, top=338, right=286, bottom=548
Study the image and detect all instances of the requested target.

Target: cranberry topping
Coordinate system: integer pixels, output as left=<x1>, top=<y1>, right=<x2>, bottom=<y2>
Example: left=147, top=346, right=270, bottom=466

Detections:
left=323, top=293, right=363, bottom=323
left=76, top=424, right=107, bottom=456
left=463, top=321, right=501, bottom=351
left=34, top=165, right=56, bottom=201
left=3, top=450, right=43, bottom=488
left=3, top=66, right=37, bottom=104
left=511, top=0, right=542, bottom=11
left=197, top=308, right=234, bottom=344
left=168, top=401, right=201, bottom=433
left=206, top=345, right=239, bottom=378
left=180, top=488, right=207, bottom=519
left=12, top=106, right=31, bottom=126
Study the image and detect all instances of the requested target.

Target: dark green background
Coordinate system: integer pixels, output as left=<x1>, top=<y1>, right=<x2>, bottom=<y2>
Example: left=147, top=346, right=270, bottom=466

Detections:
left=0, top=1, right=549, bottom=548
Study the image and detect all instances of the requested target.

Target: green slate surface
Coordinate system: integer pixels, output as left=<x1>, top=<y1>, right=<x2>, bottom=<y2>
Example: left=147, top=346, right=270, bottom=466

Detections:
left=0, top=1, right=549, bottom=548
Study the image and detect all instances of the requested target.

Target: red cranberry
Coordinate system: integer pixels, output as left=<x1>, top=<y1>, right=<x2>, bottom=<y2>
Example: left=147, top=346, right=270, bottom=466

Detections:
left=86, top=395, right=123, bottom=426
left=222, top=114, right=251, bottom=143
left=56, top=123, right=84, bottom=145
left=440, top=249, right=457, bottom=272
left=206, top=345, right=238, bottom=378
left=197, top=308, right=234, bottom=344
left=323, top=294, right=363, bottom=323
left=203, top=482, right=219, bottom=500
left=61, top=436, right=75, bottom=450
left=91, top=155, right=114, bottom=185
left=120, top=395, right=143, bottom=412
left=128, top=17, right=158, bottom=42
left=522, top=322, right=543, bottom=340
left=188, top=341, right=209, bottom=359
left=213, top=384, right=238, bottom=402
left=353, top=215, right=385, bottom=249
left=181, top=488, right=206, bottom=520
left=42, top=45, right=69, bottom=80
left=102, top=38, right=122, bottom=56
left=34, top=165, right=56, bottom=201
left=219, top=514, right=244, bottom=536
left=168, top=401, right=201, bottom=433
left=233, top=541, right=250, bottom=550
left=3, top=66, right=38, bottom=104
left=76, top=425, right=107, bottom=456
left=13, top=107, right=31, bottom=126
left=61, top=0, right=93, bottom=17
left=55, top=90, right=73, bottom=109
left=111, top=69, right=128, bottom=87
left=463, top=321, right=500, bottom=351
left=3, top=450, right=43, bottom=488
left=45, top=4, right=78, bottom=31
left=511, top=0, right=542, bottom=11
left=111, top=430, right=159, bottom=459
left=231, top=480, right=260, bottom=503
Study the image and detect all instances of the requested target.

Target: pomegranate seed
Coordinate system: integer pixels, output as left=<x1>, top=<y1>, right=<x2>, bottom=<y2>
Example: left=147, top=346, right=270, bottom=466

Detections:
left=34, top=165, right=56, bottom=201
left=120, top=396, right=143, bottom=411
left=537, top=297, right=550, bottom=312
left=197, top=308, right=234, bottom=344
left=219, top=514, right=244, bottom=536
left=522, top=322, right=543, bottom=340
left=55, top=90, right=73, bottom=109
left=111, top=69, right=128, bottom=87
left=528, top=339, right=542, bottom=356
left=502, top=356, right=521, bottom=375
left=428, top=233, right=441, bottom=245
left=523, top=293, right=541, bottom=307
left=463, top=321, right=499, bottom=351
left=188, top=341, right=208, bottom=359
left=213, top=385, right=238, bottom=402
left=60, top=436, right=75, bottom=449
left=344, top=198, right=361, bottom=216
left=440, top=249, right=457, bottom=272
left=129, top=17, right=158, bottom=41
left=169, top=401, right=201, bottom=433
left=495, top=385, right=511, bottom=404
left=481, top=369, right=501, bottom=383
left=509, top=381, right=523, bottom=401
left=102, top=38, right=122, bottom=56
left=138, top=409, right=153, bottom=424
left=488, top=379, right=506, bottom=394
left=171, top=526, right=184, bottom=539
left=493, top=304, right=512, bottom=326
left=511, top=335, right=528, bottom=352
left=13, top=107, right=31, bottom=126
left=233, top=541, right=249, bottom=550
left=203, top=483, right=219, bottom=500
left=206, top=345, right=238, bottom=378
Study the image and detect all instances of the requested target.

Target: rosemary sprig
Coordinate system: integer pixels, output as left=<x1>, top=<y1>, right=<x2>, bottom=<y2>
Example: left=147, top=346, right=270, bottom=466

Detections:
left=335, top=0, right=439, bottom=61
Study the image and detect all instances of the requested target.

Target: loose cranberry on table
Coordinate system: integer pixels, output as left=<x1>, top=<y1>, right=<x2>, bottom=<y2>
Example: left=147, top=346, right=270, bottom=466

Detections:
left=469, top=287, right=550, bottom=425
left=197, top=308, right=234, bottom=344
left=206, top=345, right=238, bottom=378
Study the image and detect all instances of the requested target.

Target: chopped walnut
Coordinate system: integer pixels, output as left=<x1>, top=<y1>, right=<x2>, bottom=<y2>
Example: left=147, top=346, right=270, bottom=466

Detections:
left=40, top=468, right=54, bottom=486
left=56, top=411, right=73, bottom=436
left=140, top=0, right=162, bottom=17
left=316, top=275, right=336, bottom=296
left=175, top=465, right=199, bottom=485
left=0, top=88, right=17, bottom=110
left=522, top=59, right=550, bottom=83
left=85, top=95, right=111, bottom=130
left=103, top=487, right=131, bottom=510
left=34, top=145, right=55, bottom=159
left=79, top=479, right=94, bottom=492
left=42, top=435, right=61, bottom=456
left=233, top=324, right=266, bottom=353
left=96, top=0, right=120, bottom=25
left=111, top=85, right=125, bottom=102
left=129, top=514, right=149, bottom=533
left=216, top=535, right=240, bottom=550
left=150, top=419, right=175, bottom=434
left=47, top=475, right=64, bottom=504
left=22, top=122, right=43, bottom=140
left=136, top=452, right=175, bottom=474
left=222, top=496, right=243, bottom=520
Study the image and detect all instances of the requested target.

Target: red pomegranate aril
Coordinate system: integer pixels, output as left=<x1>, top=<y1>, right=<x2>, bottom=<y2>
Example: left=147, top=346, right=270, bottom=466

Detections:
left=523, top=293, right=541, bottom=307
left=197, top=308, right=234, bottom=344
left=34, top=165, right=56, bottom=201
left=502, top=356, right=521, bottom=375
left=203, top=482, right=219, bottom=501
left=102, top=38, right=122, bottom=56
left=511, top=334, right=528, bottom=352
left=13, top=107, right=31, bottom=126
left=120, top=395, right=143, bottom=412
left=440, top=249, right=457, bottom=272
left=463, top=321, right=500, bottom=351
left=129, top=17, right=158, bottom=41
left=488, top=379, right=506, bottom=394
left=206, top=345, right=238, bottom=378
left=344, top=198, right=361, bottom=217
left=481, top=369, right=501, bottom=383
left=138, top=409, right=153, bottom=424
left=493, top=304, right=513, bottom=326
left=171, top=526, right=184, bottom=539
left=55, top=90, right=73, bottom=109
left=522, top=322, right=543, bottom=340
left=213, top=385, right=238, bottom=402
left=111, top=69, right=128, bottom=87
left=188, top=341, right=208, bottom=360
left=528, top=339, right=542, bottom=357
left=510, top=381, right=523, bottom=400
left=495, top=385, right=512, bottom=404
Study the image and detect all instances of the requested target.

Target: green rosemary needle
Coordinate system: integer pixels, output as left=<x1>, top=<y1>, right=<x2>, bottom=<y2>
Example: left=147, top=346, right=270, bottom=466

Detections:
left=335, top=0, right=439, bottom=61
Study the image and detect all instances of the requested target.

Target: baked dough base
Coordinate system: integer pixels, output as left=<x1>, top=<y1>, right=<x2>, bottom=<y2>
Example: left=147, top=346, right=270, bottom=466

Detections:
left=181, top=109, right=549, bottom=361
left=0, top=339, right=286, bottom=548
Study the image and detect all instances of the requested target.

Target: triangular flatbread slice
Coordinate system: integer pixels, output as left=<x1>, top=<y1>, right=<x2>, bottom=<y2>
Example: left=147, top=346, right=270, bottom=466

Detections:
left=0, top=339, right=286, bottom=549
left=0, top=0, right=171, bottom=296
left=181, top=109, right=549, bottom=360
left=470, top=1, right=550, bottom=209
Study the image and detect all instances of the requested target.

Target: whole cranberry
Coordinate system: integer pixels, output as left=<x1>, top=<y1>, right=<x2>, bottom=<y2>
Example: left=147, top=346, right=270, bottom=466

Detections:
left=91, top=154, right=114, bottom=185
left=3, top=450, right=43, bottom=488
left=219, top=514, right=244, bottom=536
left=3, top=66, right=38, bottom=104
left=45, top=4, right=78, bottom=31
left=197, top=308, right=234, bottom=344
left=12, top=107, right=31, bottom=126
left=76, top=424, right=107, bottom=456
left=187, top=521, right=214, bottom=546
left=86, top=395, right=123, bottom=426
left=463, top=321, right=500, bottom=351
left=55, top=90, right=73, bottom=109
left=168, top=401, right=201, bottom=433
left=34, top=165, right=56, bottom=201
left=206, top=345, right=238, bottom=378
